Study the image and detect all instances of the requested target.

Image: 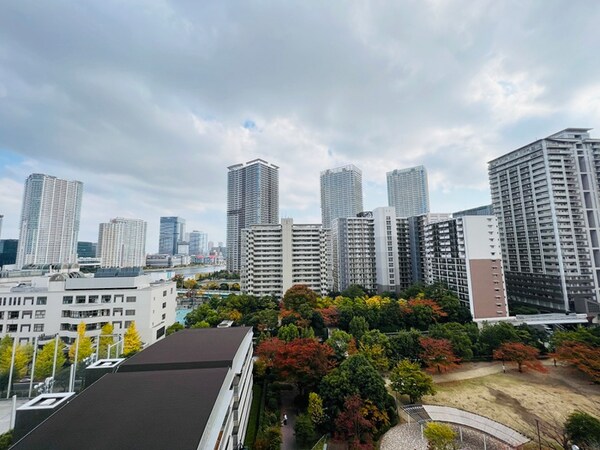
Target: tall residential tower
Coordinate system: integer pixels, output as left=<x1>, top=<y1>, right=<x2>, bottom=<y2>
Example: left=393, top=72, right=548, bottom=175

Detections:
left=489, top=128, right=600, bottom=314
left=227, top=159, right=279, bottom=273
left=16, top=173, right=83, bottom=268
left=158, top=217, right=185, bottom=255
left=320, top=165, right=364, bottom=229
left=387, top=165, right=430, bottom=217
left=97, top=218, right=147, bottom=268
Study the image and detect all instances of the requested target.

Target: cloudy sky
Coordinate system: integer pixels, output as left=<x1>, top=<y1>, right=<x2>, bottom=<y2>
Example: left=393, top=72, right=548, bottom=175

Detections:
left=1, top=1, right=600, bottom=251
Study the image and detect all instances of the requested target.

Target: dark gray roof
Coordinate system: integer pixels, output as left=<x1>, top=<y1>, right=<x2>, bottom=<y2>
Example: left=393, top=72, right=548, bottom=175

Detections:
left=11, top=368, right=228, bottom=450
left=118, top=327, right=252, bottom=372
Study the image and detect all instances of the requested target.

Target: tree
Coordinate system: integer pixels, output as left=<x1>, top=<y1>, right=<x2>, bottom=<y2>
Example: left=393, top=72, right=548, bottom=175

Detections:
left=0, top=338, right=32, bottom=379
left=326, top=329, right=355, bottom=361
left=419, top=337, right=460, bottom=374
left=282, top=284, right=318, bottom=311
left=166, top=322, right=184, bottom=336
left=334, top=395, right=376, bottom=447
left=183, top=278, right=198, bottom=290
left=295, top=413, right=316, bottom=447
left=34, top=340, right=67, bottom=379
left=565, top=411, right=600, bottom=449
left=341, top=285, right=367, bottom=299
left=277, top=323, right=300, bottom=342
left=477, top=322, right=520, bottom=356
left=429, top=323, right=474, bottom=360
left=423, top=422, right=458, bottom=450
left=69, top=322, right=94, bottom=363
left=390, top=360, right=436, bottom=403
left=493, top=342, right=547, bottom=373
left=553, top=341, right=600, bottom=382
left=97, top=323, right=115, bottom=358
left=349, top=316, right=369, bottom=341
left=402, top=298, right=447, bottom=330
left=389, top=329, right=422, bottom=363
left=123, top=322, right=143, bottom=356
left=308, top=392, right=326, bottom=426
left=171, top=274, right=184, bottom=288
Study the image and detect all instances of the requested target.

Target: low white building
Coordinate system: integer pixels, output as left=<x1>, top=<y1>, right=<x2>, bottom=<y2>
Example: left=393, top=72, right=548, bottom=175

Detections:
left=0, top=269, right=176, bottom=346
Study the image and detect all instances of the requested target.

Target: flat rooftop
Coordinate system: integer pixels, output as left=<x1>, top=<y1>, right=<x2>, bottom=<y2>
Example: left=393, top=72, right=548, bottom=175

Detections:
left=118, top=327, right=252, bottom=372
left=11, top=368, right=228, bottom=450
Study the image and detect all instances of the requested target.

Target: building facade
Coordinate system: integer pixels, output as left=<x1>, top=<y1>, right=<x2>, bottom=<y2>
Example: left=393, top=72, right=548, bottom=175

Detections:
left=0, top=239, right=18, bottom=268
left=158, top=217, right=185, bottom=256
left=16, top=174, right=83, bottom=268
left=97, top=218, right=147, bottom=268
left=227, top=159, right=279, bottom=273
left=489, top=129, right=600, bottom=314
left=320, top=165, right=364, bottom=229
left=453, top=205, right=493, bottom=218
left=387, top=165, right=430, bottom=217
left=77, top=242, right=97, bottom=258
left=423, top=216, right=509, bottom=319
left=0, top=270, right=176, bottom=345
left=189, top=230, right=208, bottom=255
left=240, top=219, right=330, bottom=297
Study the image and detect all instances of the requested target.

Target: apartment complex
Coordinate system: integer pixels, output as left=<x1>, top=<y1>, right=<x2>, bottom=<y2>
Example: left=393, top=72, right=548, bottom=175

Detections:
left=424, top=216, right=509, bottom=319
left=97, top=218, right=147, bottom=268
left=16, top=174, right=83, bottom=268
left=320, top=165, right=364, bottom=229
left=0, top=269, right=176, bottom=345
left=227, top=159, right=279, bottom=273
left=489, top=128, right=600, bottom=314
left=387, top=165, right=430, bottom=217
left=158, top=217, right=186, bottom=256
left=240, top=218, right=330, bottom=297
left=12, top=327, right=254, bottom=450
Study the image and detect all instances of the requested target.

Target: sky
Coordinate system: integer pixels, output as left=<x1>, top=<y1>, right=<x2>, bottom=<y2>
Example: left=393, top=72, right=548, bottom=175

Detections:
left=1, top=0, right=600, bottom=252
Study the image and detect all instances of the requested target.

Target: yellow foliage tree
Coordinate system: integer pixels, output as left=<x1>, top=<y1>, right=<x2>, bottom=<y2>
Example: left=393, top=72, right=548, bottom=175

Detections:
left=123, top=322, right=142, bottom=356
left=97, top=323, right=115, bottom=359
left=35, top=340, right=67, bottom=379
left=0, top=337, right=33, bottom=379
left=69, top=322, right=94, bottom=363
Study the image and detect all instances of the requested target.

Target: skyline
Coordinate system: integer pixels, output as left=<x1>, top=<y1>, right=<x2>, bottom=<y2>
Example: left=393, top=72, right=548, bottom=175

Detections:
left=2, top=2, right=600, bottom=250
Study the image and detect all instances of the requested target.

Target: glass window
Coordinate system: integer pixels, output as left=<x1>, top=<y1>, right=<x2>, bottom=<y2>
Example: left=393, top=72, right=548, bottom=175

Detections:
left=8, top=324, right=17, bottom=332
left=22, top=310, right=33, bottom=319
left=34, top=324, right=44, bottom=332
left=63, top=296, right=73, bottom=304
left=125, top=309, right=135, bottom=316
left=89, top=295, right=98, bottom=303
left=126, top=296, right=136, bottom=303
left=76, top=296, right=86, bottom=304
left=36, top=297, right=47, bottom=305
left=9, top=311, right=19, bottom=319
left=102, top=295, right=112, bottom=303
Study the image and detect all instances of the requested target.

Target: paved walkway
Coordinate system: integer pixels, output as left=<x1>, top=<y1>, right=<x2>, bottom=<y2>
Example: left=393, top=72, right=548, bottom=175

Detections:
left=281, top=389, right=298, bottom=450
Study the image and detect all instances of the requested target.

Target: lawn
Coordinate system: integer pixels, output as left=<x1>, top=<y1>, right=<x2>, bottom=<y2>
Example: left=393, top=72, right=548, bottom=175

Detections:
left=422, top=365, right=600, bottom=447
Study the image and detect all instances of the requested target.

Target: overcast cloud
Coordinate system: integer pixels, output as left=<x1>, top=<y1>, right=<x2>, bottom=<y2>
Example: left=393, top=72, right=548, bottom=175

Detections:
left=1, top=0, right=600, bottom=250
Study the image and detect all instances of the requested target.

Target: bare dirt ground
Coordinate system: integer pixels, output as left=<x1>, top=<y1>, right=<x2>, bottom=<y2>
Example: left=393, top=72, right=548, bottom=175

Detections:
left=423, top=364, right=600, bottom=447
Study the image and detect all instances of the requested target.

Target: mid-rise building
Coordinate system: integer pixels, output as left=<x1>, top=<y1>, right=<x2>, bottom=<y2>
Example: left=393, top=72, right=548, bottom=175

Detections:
left=227, top=159, right=279, bottom=273
left=97, top=218, right=147, bottom=268
left=453, top=205, right=493, bottom=218
left=489, top=128, right=600, bottom=314
left=158, top=217, right=186, bottom=256
left=240, top=218, right=330, bottom=297
left=77, top=241, right=97, bottom=258
left=0, top=268, right=176, bottom=345
left=0, top=239, right=18, bottom=268
left=145, top=254, right=190, bottom=268
left=423, top=215, right=509, bottom=319
left=320, top=165, right=364, bottom=229
left=189, top=230, right=208, bottom=255
left=387, top=165, right=430, bottom=217
left=16, top=174, right=83, bottom=268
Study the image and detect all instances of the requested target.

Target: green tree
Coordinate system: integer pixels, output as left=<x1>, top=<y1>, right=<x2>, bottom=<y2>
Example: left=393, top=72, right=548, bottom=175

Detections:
left=277, top=323, right=300, bottom=342
left=341, top=284, right=367, bottom=299
left=282, top=284, right=318, bottom=311
left=424, top=422, right=458, bottom=450
left=166, top=322, right=184, bottom=336
left=183, top=278, right=198, bottom=290
left=477, top=322, right=521, bottom=356
left=390, top=359, right=436, bottom=403
left=69, top=322, right=94, bottom=363
left=565, top=411, right=600, bottom=448
left=123, top=322, right=143, bottom=356
left=191, top=320, right=210, bottom=328
left=308, top=392, right=326, bottom=425
left=0, top=431, right=12, bottom=450
left=325, top=329, right=354, bottom=360
left=97, top=323, right=115, bottom=359
left=294, top=413, right=316, bottom=447
left=348, top=316, right=369, bottom=341
left=389, top=329, right=422, bottom=363
left=429, top=323, right=474, bottom=360
left=34, top=340, right=67, bottom=379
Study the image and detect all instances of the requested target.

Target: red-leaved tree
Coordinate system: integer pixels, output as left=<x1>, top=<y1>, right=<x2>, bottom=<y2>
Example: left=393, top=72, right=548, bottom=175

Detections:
left=334, top=395, right=376, bottom=449
left=419, top=337, right=460, bottom=374
left=552, top=341, right=600, bottom=382
left=319, top=305, right=340, bottom=327
left=493, top=342, right=547, bottom=373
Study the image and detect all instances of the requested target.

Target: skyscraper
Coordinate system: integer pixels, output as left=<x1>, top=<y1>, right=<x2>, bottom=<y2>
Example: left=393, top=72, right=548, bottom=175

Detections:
left=227, top=159, right=279, bottom=273
left=97, top=218, right=147, bottom=268
left=320, top=165, right=364, bottom=229
left=489, top=128, right=600, bottom=314
left=189, top=230, right=208, bottom=255
left=16, top=173, right=83, bottom=268
left=387, top=165, right=430, bottom=217
left=159, top=217, right=185, bottom=255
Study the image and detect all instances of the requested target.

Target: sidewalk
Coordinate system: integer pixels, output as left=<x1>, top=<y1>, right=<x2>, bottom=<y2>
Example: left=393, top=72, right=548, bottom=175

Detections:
left=280, top=389, right=297, bottom=450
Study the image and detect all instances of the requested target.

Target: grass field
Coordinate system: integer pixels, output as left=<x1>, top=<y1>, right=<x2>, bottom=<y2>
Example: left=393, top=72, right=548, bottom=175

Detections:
left=422, top=365, right=600, bottom=447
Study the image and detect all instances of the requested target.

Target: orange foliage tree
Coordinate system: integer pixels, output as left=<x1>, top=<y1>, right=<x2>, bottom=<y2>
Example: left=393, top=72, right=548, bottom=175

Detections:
left=493, top=342, right=547, bottom=373
left=553, top=341, right=600, bottom=382
left=419, top=337, right=460, bottom=374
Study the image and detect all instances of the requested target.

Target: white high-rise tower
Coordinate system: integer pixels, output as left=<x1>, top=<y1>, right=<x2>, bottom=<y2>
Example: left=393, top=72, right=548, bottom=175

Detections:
left=16, top=173, right=83, bottom=268
left=97, top=218, right=147, bottom=268
left=320, top=165, right=364, bottom=229
left=387, top=165, right=430, bottom=218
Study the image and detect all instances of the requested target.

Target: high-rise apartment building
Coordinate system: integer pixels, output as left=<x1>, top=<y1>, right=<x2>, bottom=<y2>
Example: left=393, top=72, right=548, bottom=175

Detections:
left=387, top=165, right=430, bottom=217
left=97, top=218, right=147, bottom=268
left=16, top=174, right=83, bottom=268
left=489, top=129, right=600, bottom=314
left=227, top=159, right=279, bottom=273
left=240, top=218, right=330, bottom=297
left=158, top=217, right=185, bottom=256
left=320, top=165, right=364, bottom=229
left=189, top=230, right=208, bottom=255
left=424, top=215, right=508, bottom=319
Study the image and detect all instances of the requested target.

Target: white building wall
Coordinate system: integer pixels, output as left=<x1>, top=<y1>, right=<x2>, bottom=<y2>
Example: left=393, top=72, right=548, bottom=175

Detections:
left=373, top=207, right=400, bottom=293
